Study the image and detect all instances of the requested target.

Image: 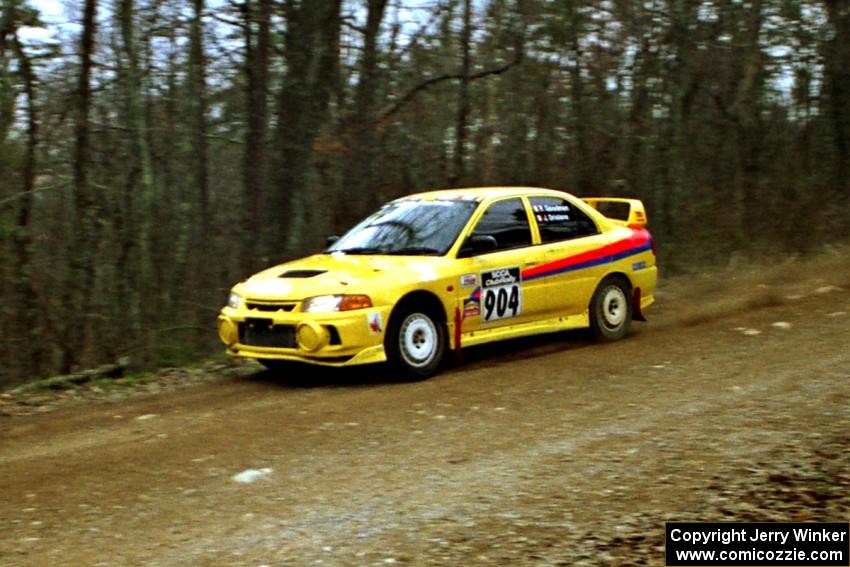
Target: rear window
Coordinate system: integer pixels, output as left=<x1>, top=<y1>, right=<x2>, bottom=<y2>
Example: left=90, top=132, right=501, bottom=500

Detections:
left=530, top=197, right=598, bottom=244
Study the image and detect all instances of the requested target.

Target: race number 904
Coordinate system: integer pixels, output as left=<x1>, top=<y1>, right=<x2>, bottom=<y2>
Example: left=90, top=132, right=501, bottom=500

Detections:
left=481, top=267, right=522, bottom=322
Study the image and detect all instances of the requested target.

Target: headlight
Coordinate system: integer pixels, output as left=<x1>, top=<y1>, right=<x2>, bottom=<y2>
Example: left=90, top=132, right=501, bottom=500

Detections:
left=301, top=294, right=372, bottom=312
left=227, top=291, right=243, bottom=309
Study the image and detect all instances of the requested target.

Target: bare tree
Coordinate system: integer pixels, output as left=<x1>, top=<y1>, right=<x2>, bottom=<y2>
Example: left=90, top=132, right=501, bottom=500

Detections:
left=451, top=0, right=472, bottom=186
left=272, top=0, right=342, bottom=253
left=240, top=0, right=272, bottom=273
left=61, top=0, right=99, bottom=373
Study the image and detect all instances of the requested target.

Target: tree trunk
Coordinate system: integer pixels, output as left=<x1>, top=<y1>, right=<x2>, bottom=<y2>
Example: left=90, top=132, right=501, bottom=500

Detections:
left=0, top=3, right=15, bottom=146
left=190, top=0, right=209, bottom=246
left=116, top=0, right=153, bottom=363
left=0, top=2, right=16, bottom=146
left=343, top=0, right=388, bottom=227
left=11, top=34, right=40, bottom=381
left=502, top=0, right=528, bottom=183
left=61, top=0, right=98, bottom=373
left=272, top=0, right=342, bottom=255
left=451, top=0, right=472, bottom=187
left=659, top=0, right=700, bottom=267
left=733, top=0, right=764, bottom=243
left=566, top=1, right=589, bottom=194
left=241, top=0, right=271, bottom=272
left=185, top=0, right=210, bottom=348
left=823, top=0, right=850, bottom=202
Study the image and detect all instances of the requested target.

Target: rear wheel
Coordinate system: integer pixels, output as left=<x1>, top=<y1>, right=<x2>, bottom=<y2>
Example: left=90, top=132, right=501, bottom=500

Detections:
left=589, top=276, right=632, bottom=341
left=385, top=306, right=446, bottom=380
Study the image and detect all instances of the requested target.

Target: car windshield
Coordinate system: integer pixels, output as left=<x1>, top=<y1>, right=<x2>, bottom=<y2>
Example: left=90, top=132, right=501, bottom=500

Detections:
left=327, top=198, right=479, bottom=256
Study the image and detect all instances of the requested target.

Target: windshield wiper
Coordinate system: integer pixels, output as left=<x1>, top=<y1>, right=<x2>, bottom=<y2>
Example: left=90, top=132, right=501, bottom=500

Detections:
left=330, top=247, right=388, bottom=255
left=328, top=246, right=441, bottom=256
left=385, top=246, right=442, bottom=256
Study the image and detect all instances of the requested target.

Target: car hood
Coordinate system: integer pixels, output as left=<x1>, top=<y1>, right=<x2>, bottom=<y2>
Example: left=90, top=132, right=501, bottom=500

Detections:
left=234, top=253, right=450, bottom=301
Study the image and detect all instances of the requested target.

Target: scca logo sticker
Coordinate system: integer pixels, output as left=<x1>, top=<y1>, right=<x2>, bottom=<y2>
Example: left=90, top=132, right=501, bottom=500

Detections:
left=481, top=267, right=522, bottom=322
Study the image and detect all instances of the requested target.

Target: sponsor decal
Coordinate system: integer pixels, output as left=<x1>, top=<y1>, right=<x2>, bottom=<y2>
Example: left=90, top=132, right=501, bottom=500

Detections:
left=483, top=267, right=519, bottom=287
left=533, top=203, right=571, bottom=223
left=462, top=298, right=480, bottom=319
left=522, top=229, right=653, bottom=282
left=442, top=194, right=478, bottom=202
left=460, top=274, right=478, bottom=288
left=632, top=260, right=647, bottom=271
left=481, top=267, right=522, bottom=323
left=367, top=313, right=383, bottom=334
left=462, top=229, right=652, bottom=303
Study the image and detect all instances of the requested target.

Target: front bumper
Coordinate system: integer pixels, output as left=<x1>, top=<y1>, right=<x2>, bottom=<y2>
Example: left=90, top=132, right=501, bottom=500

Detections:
left=218, top=305, right=391, bottom=367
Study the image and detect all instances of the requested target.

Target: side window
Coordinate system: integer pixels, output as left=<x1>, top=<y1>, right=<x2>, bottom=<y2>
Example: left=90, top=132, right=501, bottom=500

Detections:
left=530, top=197, right=598, bottom=244
left=470, top=198, right=532, bottom=252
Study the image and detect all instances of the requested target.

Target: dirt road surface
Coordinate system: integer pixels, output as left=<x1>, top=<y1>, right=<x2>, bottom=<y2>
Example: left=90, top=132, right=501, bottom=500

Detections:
left=2, top=254, right=850, bottom=566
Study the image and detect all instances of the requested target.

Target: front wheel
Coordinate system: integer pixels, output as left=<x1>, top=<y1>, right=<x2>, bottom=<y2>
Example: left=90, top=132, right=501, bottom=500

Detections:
left=589, top=276, right=632, bottom=341
left=385, top=308, right=446, bottom=380
left=258, top=359, right=293, bottom=373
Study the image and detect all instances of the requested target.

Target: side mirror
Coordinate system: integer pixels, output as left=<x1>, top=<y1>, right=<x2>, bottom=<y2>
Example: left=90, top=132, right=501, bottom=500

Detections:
left=326, top=235, right=340, bottom=248
left=459, top=234, right=498, bottom=257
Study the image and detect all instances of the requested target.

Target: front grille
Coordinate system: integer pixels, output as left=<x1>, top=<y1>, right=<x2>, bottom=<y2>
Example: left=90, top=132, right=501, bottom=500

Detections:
left=246, top=301, right=297, bottom=312
left=239, top=319, right=296, bottom=348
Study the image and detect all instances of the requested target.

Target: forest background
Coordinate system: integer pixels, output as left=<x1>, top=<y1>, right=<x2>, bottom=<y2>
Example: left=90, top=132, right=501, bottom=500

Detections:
left=1, top=0, right=848, bottom=386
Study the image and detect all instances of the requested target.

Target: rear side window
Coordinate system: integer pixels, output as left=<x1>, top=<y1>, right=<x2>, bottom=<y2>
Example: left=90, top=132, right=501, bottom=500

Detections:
left=470, top=198, right=532, bottom=252
left=530, top=197, right=598, bottom=244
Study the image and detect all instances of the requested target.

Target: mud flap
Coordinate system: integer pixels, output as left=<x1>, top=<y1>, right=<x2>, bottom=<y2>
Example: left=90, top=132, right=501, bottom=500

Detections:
left=452, top=307, right=464, bottom=361
left=633, top=288, right=647, bottom=321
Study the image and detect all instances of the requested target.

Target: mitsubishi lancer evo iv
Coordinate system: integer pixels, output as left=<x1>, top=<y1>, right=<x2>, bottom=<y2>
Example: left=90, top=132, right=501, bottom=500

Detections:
left=218, top=187, right=657, bottom=379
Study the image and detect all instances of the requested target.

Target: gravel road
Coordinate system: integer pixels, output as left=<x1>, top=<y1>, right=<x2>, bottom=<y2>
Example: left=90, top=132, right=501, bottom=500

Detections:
left=2, top=254, right=849, bottom=566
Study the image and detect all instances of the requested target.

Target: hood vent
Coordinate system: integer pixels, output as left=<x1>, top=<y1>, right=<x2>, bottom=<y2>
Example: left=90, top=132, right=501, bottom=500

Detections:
left=279, top=269, right=327, bottom=278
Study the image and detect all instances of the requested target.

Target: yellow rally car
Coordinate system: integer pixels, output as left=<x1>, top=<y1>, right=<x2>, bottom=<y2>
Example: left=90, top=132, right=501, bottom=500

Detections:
left=218, top=187, right=657, bottom=379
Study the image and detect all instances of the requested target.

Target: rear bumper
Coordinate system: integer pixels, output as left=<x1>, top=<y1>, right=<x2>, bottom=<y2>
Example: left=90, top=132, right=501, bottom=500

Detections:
left=218, top=305, right=391, bottom=367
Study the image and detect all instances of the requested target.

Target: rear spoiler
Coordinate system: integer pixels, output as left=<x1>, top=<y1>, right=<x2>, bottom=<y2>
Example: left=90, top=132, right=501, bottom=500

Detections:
left=581, top=198, right=647, bottom=227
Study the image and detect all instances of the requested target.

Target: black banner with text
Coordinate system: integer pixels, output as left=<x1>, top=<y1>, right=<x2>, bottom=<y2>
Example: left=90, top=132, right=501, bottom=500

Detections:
left=666, top=522, right=849, bottom=566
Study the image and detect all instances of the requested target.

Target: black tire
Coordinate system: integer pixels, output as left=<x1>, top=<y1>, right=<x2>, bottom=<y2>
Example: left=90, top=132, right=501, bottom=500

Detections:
left=589, top=276, right=633, bottom=341
left=258, top=359, right=293, bottom=373
left=385, top=305, right=447, bottom=380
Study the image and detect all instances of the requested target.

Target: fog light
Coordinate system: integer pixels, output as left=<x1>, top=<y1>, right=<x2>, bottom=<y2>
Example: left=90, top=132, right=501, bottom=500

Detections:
left=296, top=321, right=329, bottom=352
left=218, top=317, right=238, bottom=346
